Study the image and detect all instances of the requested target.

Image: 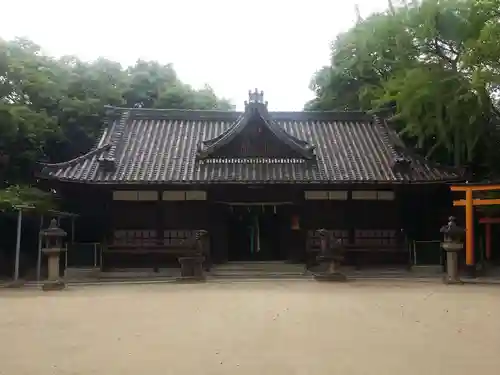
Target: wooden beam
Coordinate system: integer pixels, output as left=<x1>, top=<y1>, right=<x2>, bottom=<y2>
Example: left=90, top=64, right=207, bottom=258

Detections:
left=453, top=198, right=500, bottom=206
left=479, top=217, right=500, bottom=224
left=450, top=184, right=500, bottom=192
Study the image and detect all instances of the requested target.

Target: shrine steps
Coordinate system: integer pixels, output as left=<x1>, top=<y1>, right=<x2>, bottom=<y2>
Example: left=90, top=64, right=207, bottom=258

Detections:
left=64, top=267, right=101, bottom=279
left=209, top=261, right=309, bottom=279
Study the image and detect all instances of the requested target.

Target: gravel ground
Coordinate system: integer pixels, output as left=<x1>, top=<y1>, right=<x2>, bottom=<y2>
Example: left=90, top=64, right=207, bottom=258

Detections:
left=1, top=280, right=499, bottom=375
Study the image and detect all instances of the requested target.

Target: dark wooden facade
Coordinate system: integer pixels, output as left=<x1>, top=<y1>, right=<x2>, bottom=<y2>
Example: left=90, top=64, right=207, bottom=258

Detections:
left=39, top=90, right=461, bottom=269
left=52, top=182, right=453, bottom=269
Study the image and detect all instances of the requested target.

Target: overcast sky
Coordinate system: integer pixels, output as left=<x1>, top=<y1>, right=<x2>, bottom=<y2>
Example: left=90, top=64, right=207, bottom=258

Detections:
left=1, top=0, right=388, bottom=110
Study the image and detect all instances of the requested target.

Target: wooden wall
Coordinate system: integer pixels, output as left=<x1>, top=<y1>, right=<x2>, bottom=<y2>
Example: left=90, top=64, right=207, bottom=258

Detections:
left=301, top=189, right=401, bottom=258
left=111, top=201, right=209, bottom=229
left=209, top=185, right=299, bottom=203
left=163, top=201, right=209, bottom=229
left=302, top=200, right=350, bottom=229
left=113, top=201, right=157, bottom=229
left=55, top=183, right=450, bottom=268
left=101, top=185, right=403, bottom=254
left=110, top=192, right=210, bottom=247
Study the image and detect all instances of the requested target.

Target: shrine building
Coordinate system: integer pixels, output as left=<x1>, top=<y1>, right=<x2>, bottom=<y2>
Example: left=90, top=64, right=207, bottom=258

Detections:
left=37, top=89, right=462, bottom=270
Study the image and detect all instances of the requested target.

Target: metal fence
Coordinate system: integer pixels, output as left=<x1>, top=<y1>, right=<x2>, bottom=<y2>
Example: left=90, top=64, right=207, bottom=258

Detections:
left=66, top=242, right=102, bottom=269
left=411, top=240, right=443, bottom=266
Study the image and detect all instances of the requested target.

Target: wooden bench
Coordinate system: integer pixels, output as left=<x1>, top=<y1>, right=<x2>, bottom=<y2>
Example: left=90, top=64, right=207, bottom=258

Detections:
left=306, top=228, right=409, bottom=268
left=344, top=245, right=409, bottom=268
left=102, top=229, right=207, bottom=269
left=105, top=244, right=199, bottom=255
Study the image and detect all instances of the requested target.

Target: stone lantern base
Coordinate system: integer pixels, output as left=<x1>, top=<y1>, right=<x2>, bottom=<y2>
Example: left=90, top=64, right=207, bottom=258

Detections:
left=5, top=279, right=26, bottom=288
left=442, top=276, right=464, bottom=285
left=313, top=256, right=347, bottom=282
left=442, top=242, right=463, bottom=285
left=314, top=272, right=348, bottom=282
left=42, top=248, right=66, bottom=291
left=177, top=256, right=206, bottom=282
left=42, top=280, right=66, bottom=291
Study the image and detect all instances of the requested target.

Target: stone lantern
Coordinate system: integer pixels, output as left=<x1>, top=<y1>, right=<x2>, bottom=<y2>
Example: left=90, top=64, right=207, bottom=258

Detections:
left=312, top=229, right=347, bottom=281
left=40, top=219, right=67, bottom=291
left=440, top=216, right=464, bottom=284
left=178, top=230, right=208, bottom=282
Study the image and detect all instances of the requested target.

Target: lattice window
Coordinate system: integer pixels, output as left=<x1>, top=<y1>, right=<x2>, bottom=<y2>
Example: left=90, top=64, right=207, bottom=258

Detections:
left=377, top=191, right=395, bottom=200
left=185, top=191, right=207, bottom=200
left=113, top=191, right=159, bottom=201
left=162, top=191, right=207, bottom=201
left=351, top=190, right=395, bottom=200
left=137, top=191, right=158, bottom=201
left=306, top=229, right=349, bottom=252
left=304, top=191, right=347, bottom=200
left=351, top=191, right=378, bottom=200
left=304, top=191, right=328, bottom=200
left=354, top=229, right=397, bottom=246
left=328, top=191, right=348, bottom=200
left=162, top=191, right=186, bottom=201
left=113, top=230, right=157, bottom=245
left=113, top=191, right=137, bottom=201
left=163, top=230, right=196, bottom=246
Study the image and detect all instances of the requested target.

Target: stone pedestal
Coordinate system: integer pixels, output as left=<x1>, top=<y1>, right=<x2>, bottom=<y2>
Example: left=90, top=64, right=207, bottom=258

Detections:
left=178, top=256, right=206, bottom=282
left=5, top=279, right=25, bottom=288
left=314, top=255, right=347, bottom=282
left=311, top=229, right=347, bottom=282
left=442, top=242, right=463, bottom=285
left=42, top=248, right=66, bottom=291
left=440, top=217, right=465, bottom=285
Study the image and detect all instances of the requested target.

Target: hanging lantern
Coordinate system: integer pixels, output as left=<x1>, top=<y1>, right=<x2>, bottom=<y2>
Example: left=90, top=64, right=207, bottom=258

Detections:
left=291, top=214, right=300, bottom=230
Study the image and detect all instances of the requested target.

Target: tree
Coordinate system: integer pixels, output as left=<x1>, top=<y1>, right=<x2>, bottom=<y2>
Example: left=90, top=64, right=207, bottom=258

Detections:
left=0, top=37, right=234, bottom=208
left=125, top=60, right=233, bottom=110
left=308, top=0, right=500, bottom=172
left=0, top=38, right=61, bottom=186
left=0, top=185, right=55, bottom=212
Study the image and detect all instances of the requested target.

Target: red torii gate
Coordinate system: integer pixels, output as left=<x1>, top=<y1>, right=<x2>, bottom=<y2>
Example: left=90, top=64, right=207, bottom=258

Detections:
left=451, top=182, right=500, bottom=268
left=478, top=217, right=500, bottom=262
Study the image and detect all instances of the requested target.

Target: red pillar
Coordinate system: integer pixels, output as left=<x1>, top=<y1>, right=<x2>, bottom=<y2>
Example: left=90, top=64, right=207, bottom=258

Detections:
left=465, top=189, right=474, bottom=266
left=485, top=223, right=492, bottom=261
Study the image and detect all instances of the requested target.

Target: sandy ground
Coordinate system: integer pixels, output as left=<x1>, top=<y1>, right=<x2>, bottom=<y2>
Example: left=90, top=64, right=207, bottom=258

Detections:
left=1, top=281, right=500, bottom=375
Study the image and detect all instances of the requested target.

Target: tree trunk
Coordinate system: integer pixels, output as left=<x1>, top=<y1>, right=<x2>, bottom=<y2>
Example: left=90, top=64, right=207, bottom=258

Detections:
left=454, top=127, right=461, bottom=167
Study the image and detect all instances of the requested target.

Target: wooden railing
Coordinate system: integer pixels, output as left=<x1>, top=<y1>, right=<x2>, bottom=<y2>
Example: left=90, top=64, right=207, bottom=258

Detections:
left=102, top=229, right=209, bottom=270
left=105, top=229, right=204, bottom=255
left=306, top=228, right=409, bottom=267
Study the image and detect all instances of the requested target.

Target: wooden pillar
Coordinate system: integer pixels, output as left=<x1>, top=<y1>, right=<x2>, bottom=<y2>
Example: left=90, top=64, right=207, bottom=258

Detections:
left=485, top=223, right=492, bottom=261
left=14, top=208, right=22, bottom=281
left=209, top=202, right=228, bottom=263
left=347, top=191, right=355, bottom=245
left=157, top=190, right=165, bottom=245
left=106, top=191, right=113, bottom=244
left=465, top=189, right=474, bottom=266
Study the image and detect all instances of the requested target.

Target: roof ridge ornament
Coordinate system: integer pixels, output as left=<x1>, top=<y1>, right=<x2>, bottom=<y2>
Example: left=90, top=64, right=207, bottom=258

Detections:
left=244, top=88, right=268, bottom=109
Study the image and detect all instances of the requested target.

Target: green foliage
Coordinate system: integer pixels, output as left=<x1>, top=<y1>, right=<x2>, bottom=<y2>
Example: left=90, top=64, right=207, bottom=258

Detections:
left=0, top=37, right=233, bottom=207
left=308, top=0, right=500, bottom=173
left=0, top=185, right=56, bottom=212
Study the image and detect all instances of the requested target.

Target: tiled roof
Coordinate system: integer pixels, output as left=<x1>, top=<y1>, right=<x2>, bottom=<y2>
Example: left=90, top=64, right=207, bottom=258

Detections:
left=197, top=91, right=316, bottom=160
left=38, top=92, right=461, bottom=185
